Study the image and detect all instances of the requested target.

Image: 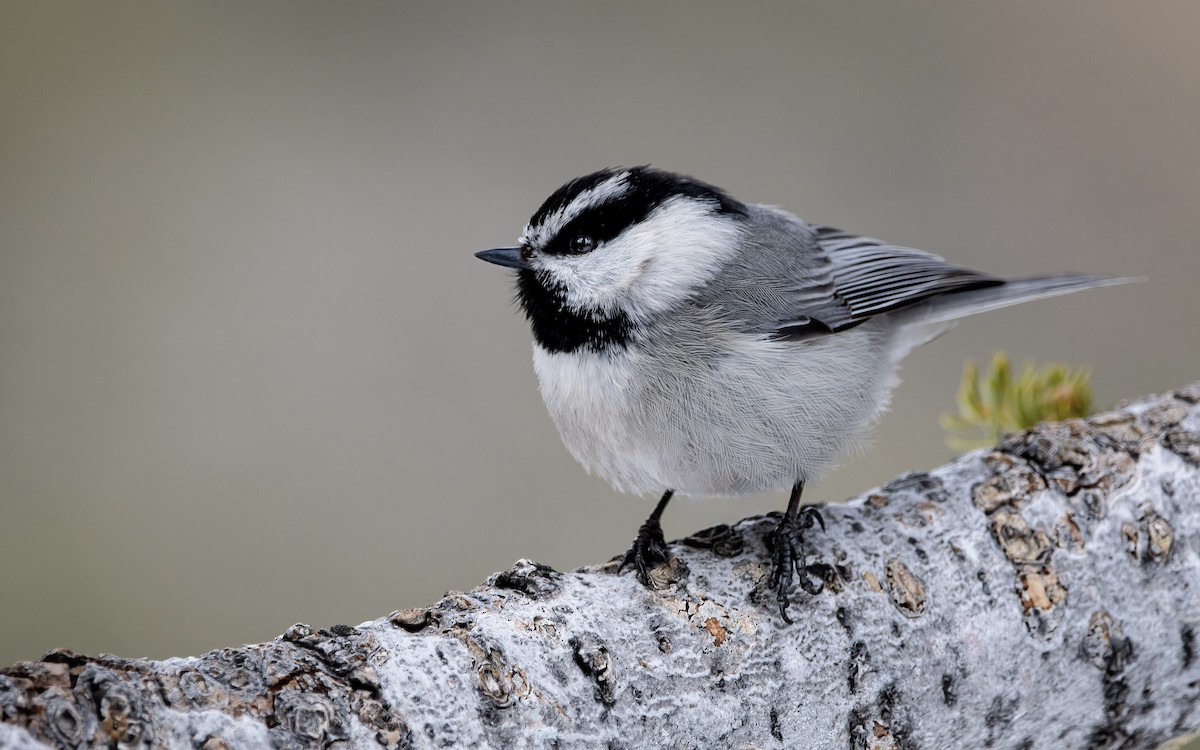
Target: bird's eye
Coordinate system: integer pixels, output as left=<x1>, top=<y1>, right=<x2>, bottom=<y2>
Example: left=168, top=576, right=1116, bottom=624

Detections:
left=569, top=234, right=595, bottom=254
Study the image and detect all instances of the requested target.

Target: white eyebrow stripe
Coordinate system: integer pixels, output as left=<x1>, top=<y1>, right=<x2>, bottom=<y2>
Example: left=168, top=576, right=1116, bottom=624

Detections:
left=520, top=172, right=631, bottom=247
left=560, top=172, right=631, bottom=223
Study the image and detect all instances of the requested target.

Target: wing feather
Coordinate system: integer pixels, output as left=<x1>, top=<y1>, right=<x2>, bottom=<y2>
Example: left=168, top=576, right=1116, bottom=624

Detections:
left=776, top=225, right=1001, bottom=336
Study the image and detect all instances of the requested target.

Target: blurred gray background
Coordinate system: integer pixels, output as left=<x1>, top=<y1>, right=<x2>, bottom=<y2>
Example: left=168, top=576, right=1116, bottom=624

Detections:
left=1, top=2, right=1196, bottom=667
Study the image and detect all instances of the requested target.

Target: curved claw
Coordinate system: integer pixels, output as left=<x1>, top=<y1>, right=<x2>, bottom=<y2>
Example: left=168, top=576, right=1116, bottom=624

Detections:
left=800, top=505, right=825, bottom=532
left=798, top=562, right=831, bottom=595
left=777, top=592, right=794, bottom=624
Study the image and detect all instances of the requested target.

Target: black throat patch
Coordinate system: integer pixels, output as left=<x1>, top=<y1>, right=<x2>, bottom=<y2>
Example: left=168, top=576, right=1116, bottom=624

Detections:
left=516, top=269, right=631, bottom=354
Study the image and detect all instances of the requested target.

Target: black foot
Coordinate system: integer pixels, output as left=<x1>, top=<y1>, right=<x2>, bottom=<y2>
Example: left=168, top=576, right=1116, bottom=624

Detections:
left=768, top=506, right=826, bottom=623
left=618, top=516, right=670, bottom=587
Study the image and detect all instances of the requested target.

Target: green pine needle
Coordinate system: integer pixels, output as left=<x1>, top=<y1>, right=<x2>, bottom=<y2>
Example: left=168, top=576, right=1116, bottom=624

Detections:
left=940, top=352, right=1093, bottom=450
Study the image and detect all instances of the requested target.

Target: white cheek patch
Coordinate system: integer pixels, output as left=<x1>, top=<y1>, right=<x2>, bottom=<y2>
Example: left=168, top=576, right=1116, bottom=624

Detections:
left=539, top=198, right=741, bottom=321
left=519, top=172, right=631, bottom=249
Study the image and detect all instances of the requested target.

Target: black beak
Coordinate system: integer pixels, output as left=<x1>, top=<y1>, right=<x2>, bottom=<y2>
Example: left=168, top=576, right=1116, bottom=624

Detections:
left=474, top=247, right=530, bottom=270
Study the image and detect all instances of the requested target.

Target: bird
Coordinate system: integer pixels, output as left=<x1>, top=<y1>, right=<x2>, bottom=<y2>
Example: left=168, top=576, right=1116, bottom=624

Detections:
left=474, top=166, right=1131, bottom=621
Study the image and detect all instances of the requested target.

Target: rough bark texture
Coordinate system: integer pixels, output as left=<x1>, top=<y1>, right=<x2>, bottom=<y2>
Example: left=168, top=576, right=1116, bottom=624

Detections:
left=3, top=384, right=1200, bottom=750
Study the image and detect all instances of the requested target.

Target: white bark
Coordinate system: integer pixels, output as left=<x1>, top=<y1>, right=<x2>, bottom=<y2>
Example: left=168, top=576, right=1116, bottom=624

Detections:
left=3, top=384, right=1200, bottom=750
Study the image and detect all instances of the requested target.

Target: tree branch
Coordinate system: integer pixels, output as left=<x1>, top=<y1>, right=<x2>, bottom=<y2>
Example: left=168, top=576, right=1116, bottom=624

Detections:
left=3, top=384, right=1200, bottom=749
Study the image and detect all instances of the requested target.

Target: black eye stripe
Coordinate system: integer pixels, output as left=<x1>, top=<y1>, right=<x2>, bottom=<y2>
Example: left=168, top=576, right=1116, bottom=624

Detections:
left=533, top=166, right=747, bottom=257
left=548, top=196, right=656, bottom=254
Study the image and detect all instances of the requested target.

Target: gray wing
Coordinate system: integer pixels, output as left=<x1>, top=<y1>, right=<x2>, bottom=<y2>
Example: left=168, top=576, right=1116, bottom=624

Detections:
left=773, top=224, right=1002, bottom=338
left=698, top=208, right=1130, bottom=341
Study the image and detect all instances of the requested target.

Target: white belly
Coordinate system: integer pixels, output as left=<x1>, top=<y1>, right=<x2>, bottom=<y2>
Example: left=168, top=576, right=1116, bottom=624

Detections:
left=531, top=344, right=669, bottom=494
left=531, top=321, right=901, bottom=497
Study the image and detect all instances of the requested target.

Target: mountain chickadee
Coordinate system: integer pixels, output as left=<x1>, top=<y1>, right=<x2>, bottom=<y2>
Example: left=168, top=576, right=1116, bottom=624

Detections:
left=475, top=166, right=1130, bottom=621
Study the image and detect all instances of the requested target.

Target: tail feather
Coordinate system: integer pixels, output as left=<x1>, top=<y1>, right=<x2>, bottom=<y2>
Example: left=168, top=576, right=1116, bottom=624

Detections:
left=893, top=274, right=1140, bottom=328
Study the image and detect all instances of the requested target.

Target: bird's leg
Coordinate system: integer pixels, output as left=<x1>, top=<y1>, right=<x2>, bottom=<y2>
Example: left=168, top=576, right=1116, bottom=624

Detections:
left=618, top=490, right=674, bottom=587
left=768, top=481, right=827, bottom=623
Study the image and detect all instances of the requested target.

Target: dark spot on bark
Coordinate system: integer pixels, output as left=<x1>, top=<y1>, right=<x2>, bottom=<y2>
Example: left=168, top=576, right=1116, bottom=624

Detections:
left=836, top=607, right=851, bottom=633
left=846, top=709, right=866, bottom=750
left=941, top=674, right=956, bottom=706
left=681, top=524, right=745, bottom=557
left=984, top=695, right=1019, bottom=746
left=655, top=631, right=671, bottom=653
left=1183, top=626, right=1196, bottom=669
left=1163, top=431, right=1200, bottom=465
left=727, top=674, right=750, bottom=692
left=1177, top=383, right=1200, bottom=403
left=570, top=634, right=616, bottom=707
left=389, top=608, right=433, bottom=633
left=1078, top=489, right=1104, bottom=520
left=907, top=537, right=929, bottom=562
left=1016, top=737, right=1034, bottom=750
left=890, top=621, right=902, bottom=639
left=39, top=649, right=88, bottom=668
left=475, top=688, right=504, bottom=728
left=1087, top=631, right=1137, bottom=747
left=884, top=471, right=946, bottom=501
left=977, top=569, right=993, bottom=599
left=491, top=562, right=561, bottom=598
left=770, top=706, right=783, bottom=741
left=547, top=660, right=568, bottom=685
left=848, top=641, right=870, bottom=693
left=847, top=683, right=909, bottom=750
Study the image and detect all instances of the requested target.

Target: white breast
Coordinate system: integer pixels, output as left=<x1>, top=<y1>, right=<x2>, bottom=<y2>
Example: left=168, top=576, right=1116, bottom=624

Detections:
left=531, top=318, right=905, bottom=497
left=532, top=344, right=669, bottom=495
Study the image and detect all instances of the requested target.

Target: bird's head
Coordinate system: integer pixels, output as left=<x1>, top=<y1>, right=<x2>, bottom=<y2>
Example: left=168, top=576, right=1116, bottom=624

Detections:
left=476, top=166, right=746, bottom=352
